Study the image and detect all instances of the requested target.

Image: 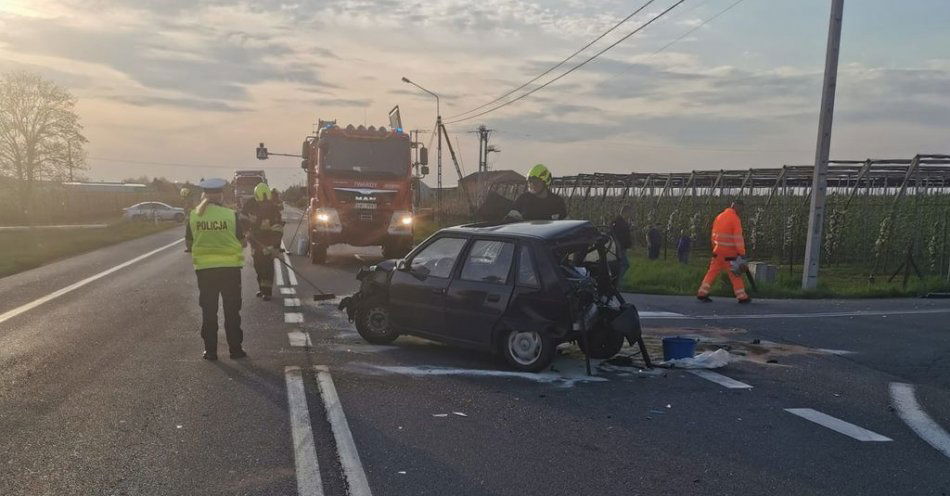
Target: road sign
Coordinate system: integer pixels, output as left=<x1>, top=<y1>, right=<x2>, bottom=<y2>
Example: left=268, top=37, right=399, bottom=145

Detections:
left=256, top=143, right=268, bottom=160
left=389, top=106, right=402, bottom=132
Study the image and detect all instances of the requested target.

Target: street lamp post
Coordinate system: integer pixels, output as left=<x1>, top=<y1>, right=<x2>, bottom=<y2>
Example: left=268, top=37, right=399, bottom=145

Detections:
left=401, top=77, right=443, bottom=225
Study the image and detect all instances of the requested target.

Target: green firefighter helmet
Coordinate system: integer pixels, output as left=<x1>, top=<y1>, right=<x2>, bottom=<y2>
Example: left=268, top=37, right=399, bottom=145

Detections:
left=179, top=187, right=190, bottom=198
left=527, top=163, right=552, bottom=186
left=254, top=182, right=271, bottom=202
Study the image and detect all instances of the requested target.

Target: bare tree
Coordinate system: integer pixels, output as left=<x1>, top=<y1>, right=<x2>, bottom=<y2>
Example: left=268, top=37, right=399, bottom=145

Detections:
left=0, top=71, right=87, bottom=221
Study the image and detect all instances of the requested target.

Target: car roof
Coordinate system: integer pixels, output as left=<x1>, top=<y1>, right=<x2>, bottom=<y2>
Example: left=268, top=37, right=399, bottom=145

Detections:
left=441, top=220, right=596, bottom=241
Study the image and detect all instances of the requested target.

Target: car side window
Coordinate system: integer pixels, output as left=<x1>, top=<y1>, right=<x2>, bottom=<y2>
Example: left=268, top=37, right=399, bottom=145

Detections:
left=516, top=245, right=540, bottom=288
left=409, top=237, right=467, bottom=278
left=460, top=240, right=515, bottom=284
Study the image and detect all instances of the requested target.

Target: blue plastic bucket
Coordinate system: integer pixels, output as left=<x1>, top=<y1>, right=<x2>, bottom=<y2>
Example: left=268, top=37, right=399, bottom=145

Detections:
left=662, top=337, right=697, bottom=361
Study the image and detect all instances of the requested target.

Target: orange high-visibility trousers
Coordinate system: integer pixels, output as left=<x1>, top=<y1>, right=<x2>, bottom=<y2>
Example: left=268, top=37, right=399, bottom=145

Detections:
left=697, top=256, right=749, bottom=301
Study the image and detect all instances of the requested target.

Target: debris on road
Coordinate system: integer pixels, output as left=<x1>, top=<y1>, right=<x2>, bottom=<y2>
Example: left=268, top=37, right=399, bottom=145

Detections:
left=660, top=349, right=733, bottom=369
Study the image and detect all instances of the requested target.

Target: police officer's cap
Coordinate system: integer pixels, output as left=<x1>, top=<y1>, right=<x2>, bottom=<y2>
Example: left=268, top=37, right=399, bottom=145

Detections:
left=199, top=178, right=228, bottom=193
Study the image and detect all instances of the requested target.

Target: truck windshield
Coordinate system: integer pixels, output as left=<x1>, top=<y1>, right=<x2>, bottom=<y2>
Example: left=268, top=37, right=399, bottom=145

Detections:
left=234, top=176, right=263, bottom=193
left=323, top=137, right=409, bottom=176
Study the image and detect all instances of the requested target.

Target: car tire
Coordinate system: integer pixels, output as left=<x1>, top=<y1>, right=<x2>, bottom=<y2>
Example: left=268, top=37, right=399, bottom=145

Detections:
left=500, top=328, right=555, bottom=372
left=174, top=213, right=185, bottom=223
left=355, top=303, right=399, bottom=345
left=310, top=242, right=327, bottom=264
left=577, top=327, right=625, bottom=359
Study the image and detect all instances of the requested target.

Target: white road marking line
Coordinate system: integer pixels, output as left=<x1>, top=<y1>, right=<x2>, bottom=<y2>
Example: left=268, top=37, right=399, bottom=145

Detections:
left=314, top=366, right=373, bottom=496
left=285, top=312, right=304, bottom=324
left=285, top=298, right=301, bottom=307
left=274, top=257, right=285, bottom=287
left=890, top=382, right=950, bottom=458
left=688, top=370, right=753, bottom=389
left=284, top=367, right=325, bottom=496
left=281, top=288, right=297, bottom=295
left=288, top=331, right=312, bottom=347
left=0, top=239, right=182, bottom=326
left=785, top=408, right=892, bottom=442
left=643, top=308, right=950, bottom=320
left=817, top=348, right=857, bottom=356
left=283, top=250, right=298, bottom=286
left=638, top=311, right=685, bottom=318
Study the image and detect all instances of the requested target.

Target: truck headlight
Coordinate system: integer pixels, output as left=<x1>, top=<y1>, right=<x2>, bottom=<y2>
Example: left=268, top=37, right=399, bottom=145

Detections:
left=388, top=211, right=413, bottom=234
left=312, top=208, right=342, bottom=233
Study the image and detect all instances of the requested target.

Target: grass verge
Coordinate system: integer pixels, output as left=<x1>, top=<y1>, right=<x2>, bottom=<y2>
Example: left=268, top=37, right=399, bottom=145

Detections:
left=620, top=250, right=950, bottom=299
left=0, top=220, right=177, bottom=278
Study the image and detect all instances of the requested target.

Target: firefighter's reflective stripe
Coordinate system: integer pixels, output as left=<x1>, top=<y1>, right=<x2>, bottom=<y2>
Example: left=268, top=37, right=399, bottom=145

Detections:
left=697, top=282, right=712, bottom=297
left=711, top=207, right=745, bottom=257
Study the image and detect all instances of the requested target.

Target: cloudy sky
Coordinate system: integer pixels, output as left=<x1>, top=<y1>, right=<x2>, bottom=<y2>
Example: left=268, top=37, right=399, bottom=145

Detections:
left=1, top=0, right=948, bottom=188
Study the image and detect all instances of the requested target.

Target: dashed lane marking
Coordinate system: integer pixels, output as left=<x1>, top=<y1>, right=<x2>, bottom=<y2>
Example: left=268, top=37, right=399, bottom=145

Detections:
left=284, top=367, right=325, bottom=496
left=785, top=408, right=892, bottom=442
left=285, top=313, right=304, bottom=324
left=890, top=382, right=950, bottom=458
left=688, top=370, right=753, bottom=389
left=315, top=366, right=373, bottom=496
left=281, top=288, right=297, bottom=295
left=0, top=239, right=182, bottom=326
left=285, top=298, right=301, bottom=307
left=288, top=331, right=312, bottom=347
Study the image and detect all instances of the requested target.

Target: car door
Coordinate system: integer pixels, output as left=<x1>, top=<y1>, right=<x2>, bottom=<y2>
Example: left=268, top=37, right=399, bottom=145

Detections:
left=153, top=203, right=171, bottom=220
left=444, top=238, right=516, bottom=347
left=389, top=236, right=468, bottom=336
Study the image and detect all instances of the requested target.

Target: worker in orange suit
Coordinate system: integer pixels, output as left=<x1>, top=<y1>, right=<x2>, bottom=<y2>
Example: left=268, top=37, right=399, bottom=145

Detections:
left=697, top=199, right=751, bottom=304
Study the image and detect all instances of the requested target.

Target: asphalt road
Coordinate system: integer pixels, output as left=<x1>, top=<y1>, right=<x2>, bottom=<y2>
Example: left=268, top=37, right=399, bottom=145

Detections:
left=1, top=208, right=948, bottom=496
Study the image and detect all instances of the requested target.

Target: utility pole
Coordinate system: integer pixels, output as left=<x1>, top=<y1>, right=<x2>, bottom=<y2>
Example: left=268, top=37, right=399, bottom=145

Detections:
left=802, top=0, right=844, bottom=290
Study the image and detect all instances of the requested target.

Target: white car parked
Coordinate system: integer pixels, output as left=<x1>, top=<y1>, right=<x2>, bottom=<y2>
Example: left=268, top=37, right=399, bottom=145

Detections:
left=123, top=202, right=186, bottom=222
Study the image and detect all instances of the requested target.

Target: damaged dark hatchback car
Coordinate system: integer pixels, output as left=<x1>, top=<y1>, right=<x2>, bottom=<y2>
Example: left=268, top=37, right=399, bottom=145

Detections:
left=339, top=220, right=650, bottom=372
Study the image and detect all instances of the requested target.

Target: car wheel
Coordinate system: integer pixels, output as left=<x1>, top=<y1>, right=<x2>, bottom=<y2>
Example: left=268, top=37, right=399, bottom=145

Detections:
left=501, top=328, right=555, bottom=372
left=355, top=304, right=399, bottom=344
left=310, top=242, right=327, bottom=264
left=174, top=213, right=185, bottom=223
left=577, top=327, right=625, bottom=359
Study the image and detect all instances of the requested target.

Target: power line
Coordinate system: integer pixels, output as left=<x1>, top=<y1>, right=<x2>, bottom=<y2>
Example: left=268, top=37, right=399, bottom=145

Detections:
left=602, top=0, right=749, bottom=84
left=446, top=0, right=657, bottom=120
left=445, top=0, right=688, bottom=125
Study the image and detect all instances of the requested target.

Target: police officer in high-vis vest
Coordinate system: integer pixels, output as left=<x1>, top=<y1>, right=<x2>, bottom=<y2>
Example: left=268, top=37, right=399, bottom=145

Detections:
left=185, top=178, right=248, bottom=360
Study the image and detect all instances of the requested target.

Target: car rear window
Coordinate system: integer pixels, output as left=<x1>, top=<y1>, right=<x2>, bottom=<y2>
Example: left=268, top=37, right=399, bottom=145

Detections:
left=460, top=240, right=514, bottom=284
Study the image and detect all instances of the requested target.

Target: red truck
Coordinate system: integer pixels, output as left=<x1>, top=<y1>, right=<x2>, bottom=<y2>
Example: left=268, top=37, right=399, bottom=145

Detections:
left=301, top=121, right=424, bottom=264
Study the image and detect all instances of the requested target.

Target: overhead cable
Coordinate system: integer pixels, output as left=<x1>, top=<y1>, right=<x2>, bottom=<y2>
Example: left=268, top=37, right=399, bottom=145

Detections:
left=445, top=0, right=688, bottom=125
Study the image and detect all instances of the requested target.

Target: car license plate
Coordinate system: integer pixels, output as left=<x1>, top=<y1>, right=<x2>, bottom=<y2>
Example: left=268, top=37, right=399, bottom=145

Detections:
left=355, top=202, right=376, bottom=210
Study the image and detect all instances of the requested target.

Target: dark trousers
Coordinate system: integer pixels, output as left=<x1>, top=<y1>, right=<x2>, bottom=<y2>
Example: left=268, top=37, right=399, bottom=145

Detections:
left=252, top=252, right=275, bottom=294
left=196, top=267, right=243, bottom=353
left=648, top=244, right=660, bottom=260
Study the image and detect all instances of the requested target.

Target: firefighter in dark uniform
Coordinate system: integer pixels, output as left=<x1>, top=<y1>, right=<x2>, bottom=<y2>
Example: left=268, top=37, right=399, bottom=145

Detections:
left=507, top=164, right=568, bottom=221
left=242, top=182, right=284, bottom=301
left=185, top=178, right=247, bottom=360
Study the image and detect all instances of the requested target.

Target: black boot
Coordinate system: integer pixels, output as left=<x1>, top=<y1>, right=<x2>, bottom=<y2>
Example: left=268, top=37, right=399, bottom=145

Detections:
left=202, top=350, right=218, bottom=360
